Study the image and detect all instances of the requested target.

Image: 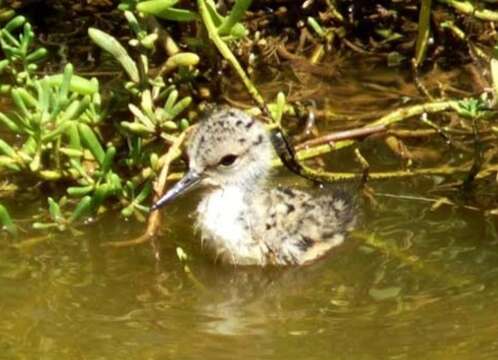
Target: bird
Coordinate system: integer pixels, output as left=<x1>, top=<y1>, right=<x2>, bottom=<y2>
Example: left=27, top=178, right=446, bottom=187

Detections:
left=152, top=106, right=356, bottom=266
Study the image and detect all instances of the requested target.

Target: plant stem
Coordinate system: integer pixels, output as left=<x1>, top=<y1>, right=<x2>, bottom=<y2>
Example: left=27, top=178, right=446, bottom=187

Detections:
left=414, top=0, right=432, bottom=67
left=197, top=0, right=265, bottom=109
left=103, top=128, right=189, bottom=247
left=298, top=165, right=470, bottom=183
left=295, top=124, right=386, bottom=150
left=294, top=100, right=458, bottom=162
left=217, top=0, right=252, bottom=35
left=438, top=0, right=498, bottom=21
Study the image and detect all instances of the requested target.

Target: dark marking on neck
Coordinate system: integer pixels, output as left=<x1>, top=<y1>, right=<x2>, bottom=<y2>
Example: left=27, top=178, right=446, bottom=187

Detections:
left=286, top=204, right=295, bottom=214
left=253, top=134, right=264, bottom=146
left=245, top=119, right=255, bottom=129
left=279, top=187, right=296, bottom=198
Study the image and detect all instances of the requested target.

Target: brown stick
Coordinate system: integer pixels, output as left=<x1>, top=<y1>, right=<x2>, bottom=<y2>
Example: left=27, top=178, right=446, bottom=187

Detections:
left=294, top=124, right=387, bottom=150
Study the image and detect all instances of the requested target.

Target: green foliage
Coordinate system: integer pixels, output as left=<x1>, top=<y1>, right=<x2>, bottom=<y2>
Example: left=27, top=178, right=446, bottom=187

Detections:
left=0, top=18, right=136, bottom=233
left=0, top=203, right=17, bottom=237
left=88, top=28, right=140, bottom=83
left=0, top=0, right=257, bottom=236
left=204, top=0, right=251, bottom=40
left=455, top=98, right=490, bottom=119
left=32, top=196, right=92, bottom=232
left=121, top=181, right=152, bottom=219
left=122, top=88, right=192, bottom=136
left=88, top=10, right=196, bottom=144
left=0, top=16, right=48, bottom=91
left=133, top=0, right=251, bottom=41
left=137, top=0, right=199, bottom=22
left=0, top=63, right=102, bottom=177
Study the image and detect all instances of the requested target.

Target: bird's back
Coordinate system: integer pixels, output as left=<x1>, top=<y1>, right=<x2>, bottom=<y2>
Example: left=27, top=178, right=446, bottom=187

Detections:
left=255, top=185, right=357, bottom=265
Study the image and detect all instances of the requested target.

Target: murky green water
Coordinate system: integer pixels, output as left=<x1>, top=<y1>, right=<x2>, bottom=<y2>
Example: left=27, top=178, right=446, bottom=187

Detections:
left=2, top=181, right=498, bottom=360
left=2, top=60, right=498, bottom=359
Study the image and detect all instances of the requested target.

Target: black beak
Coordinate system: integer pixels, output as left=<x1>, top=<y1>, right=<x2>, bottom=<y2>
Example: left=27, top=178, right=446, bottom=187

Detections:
left=151, top=170, right=201, bottom=211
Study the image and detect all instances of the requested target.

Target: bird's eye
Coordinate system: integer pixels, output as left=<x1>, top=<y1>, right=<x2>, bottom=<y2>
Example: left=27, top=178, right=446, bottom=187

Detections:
left=218, top=154, right=238, bottom=167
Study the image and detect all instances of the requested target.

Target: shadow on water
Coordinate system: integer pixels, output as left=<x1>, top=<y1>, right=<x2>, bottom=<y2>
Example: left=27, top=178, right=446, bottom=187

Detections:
left=2, top=57, right=498, bottom=359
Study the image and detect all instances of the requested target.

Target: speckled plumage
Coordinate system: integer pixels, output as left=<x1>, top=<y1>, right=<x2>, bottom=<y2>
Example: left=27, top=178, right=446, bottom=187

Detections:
left=159, top=106, right=356, bottom=266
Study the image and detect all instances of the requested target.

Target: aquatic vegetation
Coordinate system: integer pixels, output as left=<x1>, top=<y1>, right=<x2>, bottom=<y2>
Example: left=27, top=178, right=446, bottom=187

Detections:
left=0, top=0, right=267, bottom=238
left=0, top=203, right=16, bottom=236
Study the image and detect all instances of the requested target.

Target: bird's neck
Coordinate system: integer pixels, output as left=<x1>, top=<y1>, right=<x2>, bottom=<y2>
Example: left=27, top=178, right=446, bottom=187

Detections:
left=197, top=184, right=269, bottom=265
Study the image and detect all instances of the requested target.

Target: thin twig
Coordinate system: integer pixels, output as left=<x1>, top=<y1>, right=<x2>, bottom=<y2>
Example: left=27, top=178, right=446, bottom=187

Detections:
left=103, top=129, right=189, bottom=247
left=438, top=0, right=498, bottom=21
left=295, top=124, right=386, bottom=150
left=292, top=100, right=458, bottom=162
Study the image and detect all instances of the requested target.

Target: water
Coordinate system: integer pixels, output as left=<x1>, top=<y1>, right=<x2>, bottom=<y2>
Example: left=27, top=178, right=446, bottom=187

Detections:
left=2, top=60, right=498, bottom=359
left=2, top=178, right=498, bottom=359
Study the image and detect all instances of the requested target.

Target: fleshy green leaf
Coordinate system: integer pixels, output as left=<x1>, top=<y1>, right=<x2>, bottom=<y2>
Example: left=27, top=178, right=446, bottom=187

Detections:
left=88, top=28, right=140, bottom=83
left=0, top=203, right=17, bottom=236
